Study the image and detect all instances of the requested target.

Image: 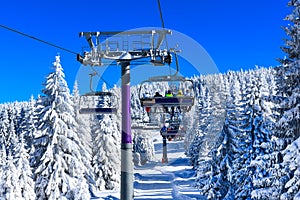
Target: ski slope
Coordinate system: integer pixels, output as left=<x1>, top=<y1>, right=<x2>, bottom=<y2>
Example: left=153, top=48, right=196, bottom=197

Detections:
left=94, top=131, right=204, bottom=199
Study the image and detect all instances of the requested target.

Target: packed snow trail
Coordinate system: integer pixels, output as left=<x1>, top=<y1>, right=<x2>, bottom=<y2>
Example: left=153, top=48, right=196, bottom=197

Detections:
left=134, top=138, right=203, bottom=200
left=94, top=132, right=204, bottom=199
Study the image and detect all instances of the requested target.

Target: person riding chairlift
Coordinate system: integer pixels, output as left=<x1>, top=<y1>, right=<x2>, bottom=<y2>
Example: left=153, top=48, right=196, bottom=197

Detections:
left=144, top=92, right=152, bottom=115
left=177, top=89, right=183, bottom=96
left=176, top=89, right=183, bottom=113
left=165, top=90, right=173, bottom=97
left=154, top=92, right=162, bottom=97
left=160, top=124, right=167, bottom=135
left=165, top=90, right=175, bottom=119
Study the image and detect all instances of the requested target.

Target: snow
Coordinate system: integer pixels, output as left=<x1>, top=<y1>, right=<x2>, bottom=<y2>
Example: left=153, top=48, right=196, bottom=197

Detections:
left=93, top=131, right=204, bottom=199
left=0, top=49, right=299, bottom=198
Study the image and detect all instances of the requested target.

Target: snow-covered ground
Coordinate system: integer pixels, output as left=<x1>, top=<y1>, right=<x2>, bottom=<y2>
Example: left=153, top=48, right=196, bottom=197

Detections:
left=94, top=131, right=204, bottom=199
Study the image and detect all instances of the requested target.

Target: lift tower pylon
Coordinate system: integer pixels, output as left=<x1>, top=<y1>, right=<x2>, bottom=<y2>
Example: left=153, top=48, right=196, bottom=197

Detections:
left=77, top=29, right=172, bottom=200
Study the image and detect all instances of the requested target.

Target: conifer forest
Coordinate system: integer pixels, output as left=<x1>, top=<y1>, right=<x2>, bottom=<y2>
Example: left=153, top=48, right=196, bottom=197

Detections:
left=0, top=0, right=300, bottom=199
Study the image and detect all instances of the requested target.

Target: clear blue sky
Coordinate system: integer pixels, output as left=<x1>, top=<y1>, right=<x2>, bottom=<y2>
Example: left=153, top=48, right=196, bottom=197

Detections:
left=0, top=0, right=291, bottom=103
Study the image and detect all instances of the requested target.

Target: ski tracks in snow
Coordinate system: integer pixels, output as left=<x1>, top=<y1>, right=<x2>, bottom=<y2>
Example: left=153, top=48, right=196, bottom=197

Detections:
left=134, top=139, right=204, bottom=200
left=94, top=135, right=205, bottom=199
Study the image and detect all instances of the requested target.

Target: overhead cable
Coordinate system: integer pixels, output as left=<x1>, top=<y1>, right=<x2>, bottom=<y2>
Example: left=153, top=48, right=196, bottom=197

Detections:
left=157, top=0, right=165, bottom=28
left=0, top=23, right=114, bottom=88
left=0, top=24, right=78, bottom=55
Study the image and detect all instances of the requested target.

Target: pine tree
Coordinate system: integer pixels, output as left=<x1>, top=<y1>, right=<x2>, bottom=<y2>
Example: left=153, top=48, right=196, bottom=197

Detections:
left=199, top=72, right=241, bottom=199
left=72, top=80, right=95, bottom=187
left=19, top=96, right=37, bottom=152
left=14, top=135, right=36, bottom=200
left=249, top=68, right=280, bottom=199
left=132, top=129, right=155, bottom=166
left=0, top=106, right=10, bottom=150
left=32, top=56, right=90, bottom=199
left=276, top=0, right=300, bottom=145
left=0, top=143, right=7, bottom=196
left=91, top=108, right=121, bottom=190
left=231, top=70, right=259, bottom=199
left=7, top=118, right=19, bottom=157
left=270, top=1, right=300, bottom=198
left=188, top=78, right=212, bottom=168
left=0, top=153, right=22, bottom=199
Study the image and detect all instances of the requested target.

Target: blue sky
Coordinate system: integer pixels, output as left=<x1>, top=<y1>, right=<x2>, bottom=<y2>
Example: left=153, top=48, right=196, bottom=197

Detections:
left=0, top=0, right=291, bottom=103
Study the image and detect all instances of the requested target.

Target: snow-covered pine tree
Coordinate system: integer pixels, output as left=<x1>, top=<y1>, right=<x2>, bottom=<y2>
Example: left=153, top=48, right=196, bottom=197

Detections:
left=276, top=0, right=300, bottom=147
left=204, top=74, right=227, bottom=147
left=250, top=68, right=281, bottom=199
left=91, top=83, right=121, bottom=191
left=19, top=95, right=37, bottom=152
left=232, top=70, right=258, bottom=199
left=0, top=105, right=10, bottom=151
left=91, top=113, right=121, bottom=190
left=199, top=71, right=241, bottom=199
left=32, top=56, right=90, bottom=199
left=131, top=85, right=145, bottom=122
left=0, top=152, right=22, bottom=199
left=14, top=134, right=36, bottom=200
left=184, top=75, right=202, bottom=155
left=12, top=102, right=26, bottom=136
left=6, top=115, right=19, bottom=157
left=72, top=80, right=95, bottom=187
left=280, top=137, right=300, bottom=199
left=132, top=129, right=155, bottom=166
left=270, top=0, right=300, bottom=198
left=0, top=143, right=7, bottom=196
left=188, top=77, right=212, bottom=168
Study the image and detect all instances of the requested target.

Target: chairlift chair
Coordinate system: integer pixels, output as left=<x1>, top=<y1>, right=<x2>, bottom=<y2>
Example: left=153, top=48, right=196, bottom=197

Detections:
left=139, top=75, right=195, bottom=114
left=139, top=50, right=195, bottom=116
left=78, top=68, right=117, bottom=115
left=79, top=91, right=117, bottom=115
left=160, top=119, right=186, bottom=141
left=131, top=122, right=161, bottom=130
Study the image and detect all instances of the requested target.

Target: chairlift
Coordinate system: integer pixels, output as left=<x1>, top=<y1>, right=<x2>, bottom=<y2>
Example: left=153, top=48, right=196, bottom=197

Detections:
left=79, top=71, right=117, bottom=115
left=139, top=75, right=195, bottom=113
left=131, top=121, right=161, bottom=130
left=79, top=91, right=117, bottom=114
left=139, top=52, right=195, bottom=116
left=160, top=118, right=186, bottom=141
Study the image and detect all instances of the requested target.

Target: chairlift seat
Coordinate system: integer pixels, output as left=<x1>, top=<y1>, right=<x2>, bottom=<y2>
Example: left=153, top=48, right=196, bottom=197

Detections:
left=79, top=107, right=117, bottom=114
left=140, top=96, right=194, bottom=107
left=160, top=127, right=185, bottom=138
left=79, top=91, right=117, bottom=115
left=82, top=91, right=114, bottom=97
left=139, top=75, right=195, bottom=114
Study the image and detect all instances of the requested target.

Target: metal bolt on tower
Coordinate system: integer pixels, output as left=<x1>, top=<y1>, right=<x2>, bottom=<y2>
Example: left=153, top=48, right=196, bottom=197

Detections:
left=77, top=29, right=172, bottom=200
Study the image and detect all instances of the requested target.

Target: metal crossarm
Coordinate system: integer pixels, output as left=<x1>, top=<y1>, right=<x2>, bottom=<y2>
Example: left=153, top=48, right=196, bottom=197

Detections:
left=77, top=29, right=172, bottom=66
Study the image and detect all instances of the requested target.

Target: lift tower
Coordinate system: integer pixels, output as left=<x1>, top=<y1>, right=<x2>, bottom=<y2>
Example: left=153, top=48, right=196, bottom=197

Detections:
left=77, top=29, right=172, bottom=200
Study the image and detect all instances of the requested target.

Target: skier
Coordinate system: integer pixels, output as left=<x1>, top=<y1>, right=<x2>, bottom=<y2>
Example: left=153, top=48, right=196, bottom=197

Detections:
left=154, top=92, right=162, bottom=97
